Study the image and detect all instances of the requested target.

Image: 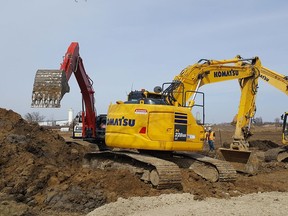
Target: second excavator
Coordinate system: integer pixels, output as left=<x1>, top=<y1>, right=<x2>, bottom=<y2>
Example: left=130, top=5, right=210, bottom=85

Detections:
left=31, top=42, right=288, bottom=189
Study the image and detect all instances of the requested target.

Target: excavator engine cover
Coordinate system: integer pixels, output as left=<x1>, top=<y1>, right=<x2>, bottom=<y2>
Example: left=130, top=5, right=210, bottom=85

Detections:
left=218, top=148, right=259, bottom=175
left=31, top=70, right=70, bottom=108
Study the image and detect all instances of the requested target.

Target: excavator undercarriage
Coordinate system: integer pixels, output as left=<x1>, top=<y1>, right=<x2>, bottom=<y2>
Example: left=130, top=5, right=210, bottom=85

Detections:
left=84, top=151, right=183, bottom=189
left=83, top=150, right=237, bottom=189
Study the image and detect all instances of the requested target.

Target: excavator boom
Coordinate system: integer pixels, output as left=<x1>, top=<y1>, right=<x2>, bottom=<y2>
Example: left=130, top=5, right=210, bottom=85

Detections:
left=165, top=56, right=261, bottom=145
left=31, top=43, right=81, bottom=108
left=260, top=66, right=288, bottom=95
left=31, top=42, right=97, bottom=139
left=260, top=67, right=288, bottom=146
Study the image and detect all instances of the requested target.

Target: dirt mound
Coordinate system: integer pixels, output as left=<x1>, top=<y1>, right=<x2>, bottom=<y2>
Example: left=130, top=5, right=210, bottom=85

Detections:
left=222, top=140, right=280, bottom=151
left=0, top=108, right=163, bottom=215
left=1, top=108, right=288, bottom=215
left=249, top=140, right=280, bottom=151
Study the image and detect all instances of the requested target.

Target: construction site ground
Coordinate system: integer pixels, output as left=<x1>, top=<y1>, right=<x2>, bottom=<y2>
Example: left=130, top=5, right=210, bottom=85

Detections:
left=1, top=107, right=288, bottom=216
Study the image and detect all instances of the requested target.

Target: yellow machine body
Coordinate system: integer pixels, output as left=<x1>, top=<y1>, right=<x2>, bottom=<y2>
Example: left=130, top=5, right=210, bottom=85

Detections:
left=105, top=103, right=205, bottom=151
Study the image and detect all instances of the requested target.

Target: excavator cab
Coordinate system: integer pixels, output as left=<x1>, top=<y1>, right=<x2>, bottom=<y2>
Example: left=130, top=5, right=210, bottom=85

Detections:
left=31, top=70, right=70, bottom=108
left=125, top=89, right=166, bottom=105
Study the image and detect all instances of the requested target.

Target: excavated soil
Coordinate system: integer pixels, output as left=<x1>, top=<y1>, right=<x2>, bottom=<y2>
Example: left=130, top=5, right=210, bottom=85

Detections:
left=1, top=108, right=288, bottom=215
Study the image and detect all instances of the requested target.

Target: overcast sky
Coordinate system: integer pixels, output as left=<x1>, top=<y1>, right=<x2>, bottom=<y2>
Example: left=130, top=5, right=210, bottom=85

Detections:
left=0, top=0, right=287, bottom=123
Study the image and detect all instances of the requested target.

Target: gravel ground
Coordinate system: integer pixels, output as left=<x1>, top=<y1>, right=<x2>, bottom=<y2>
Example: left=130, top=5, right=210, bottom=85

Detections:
left=87, top=192, right=288, bottom=216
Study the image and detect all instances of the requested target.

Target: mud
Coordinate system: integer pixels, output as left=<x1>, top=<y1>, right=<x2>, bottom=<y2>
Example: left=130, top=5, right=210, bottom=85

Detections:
left=1, top=108, right=288, bottom=216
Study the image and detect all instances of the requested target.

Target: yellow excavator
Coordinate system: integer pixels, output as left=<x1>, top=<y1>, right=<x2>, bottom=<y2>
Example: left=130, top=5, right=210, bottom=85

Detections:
left=258, top=67, right=288, bottom=145
left=105, top=55, right=288, bottom=176
left=263, top=111, right=288, bottom=162
left=282, top=112, right=288, bottom=145
left=254, top=65, right=288, bottom=145
left=31, top=42, right=288, bottom=189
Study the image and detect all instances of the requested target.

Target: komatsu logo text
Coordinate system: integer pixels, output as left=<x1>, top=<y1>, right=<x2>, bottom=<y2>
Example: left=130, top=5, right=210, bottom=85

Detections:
left=260, top=74, right=269, bottom=82
left=214, top=69, right=239, bottom=78
left=107, top=117, right=135, bottom=127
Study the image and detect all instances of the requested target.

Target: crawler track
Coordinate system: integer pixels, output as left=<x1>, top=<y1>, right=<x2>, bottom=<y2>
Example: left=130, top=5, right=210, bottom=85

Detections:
left=265, top=147, right=288, bottom=162
left=84, top=150, right=182, bottom=189
left=170, top=152, right=237, bottom=182
left=84, top=149, right=237, bottom=190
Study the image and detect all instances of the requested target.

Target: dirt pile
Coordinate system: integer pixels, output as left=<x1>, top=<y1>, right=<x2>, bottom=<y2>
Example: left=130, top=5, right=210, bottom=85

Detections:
left=0, top=108, right=163, bottom=215
left=1, top=108, right=288, bottom=216
left=249, top=140, right=280, bottom=151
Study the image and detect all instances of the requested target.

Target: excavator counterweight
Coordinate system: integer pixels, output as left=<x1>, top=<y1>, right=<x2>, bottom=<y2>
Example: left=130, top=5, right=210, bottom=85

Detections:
left=31, top=69, right=69, bottom=108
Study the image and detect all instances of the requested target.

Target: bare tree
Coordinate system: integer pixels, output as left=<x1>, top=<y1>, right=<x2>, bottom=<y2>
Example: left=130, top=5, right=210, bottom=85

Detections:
left=25, top=112, right=45, bottom=123
left=253, top=117, right=263, bottom=126
left=275, top=117, right=281, bottom=127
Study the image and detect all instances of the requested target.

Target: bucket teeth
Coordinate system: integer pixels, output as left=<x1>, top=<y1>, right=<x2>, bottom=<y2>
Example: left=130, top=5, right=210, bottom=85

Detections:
left=31, top=70, right=70, bottom=108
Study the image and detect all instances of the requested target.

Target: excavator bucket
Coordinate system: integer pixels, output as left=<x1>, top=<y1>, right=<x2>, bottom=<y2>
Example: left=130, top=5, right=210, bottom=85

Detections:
left=31, top=70, right=70, bottom=108
left=218, top=148, right=259, bottom=175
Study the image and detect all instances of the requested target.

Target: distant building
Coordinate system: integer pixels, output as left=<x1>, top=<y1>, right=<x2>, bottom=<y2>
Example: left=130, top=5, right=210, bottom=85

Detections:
left=38, top=108, right=74, bottom=127
left=38, top=120, right=69, bottom=127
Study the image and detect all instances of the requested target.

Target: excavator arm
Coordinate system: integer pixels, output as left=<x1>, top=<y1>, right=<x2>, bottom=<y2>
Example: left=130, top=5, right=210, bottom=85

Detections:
left=163, top=56, right=261, bottom=149
left=161, top=56, right=288, bottom=173
left=31, top=42, right=97, bottom=138
left=259, top=66, right=288, bottom=145
left=260, top=66, right=288, bottom=95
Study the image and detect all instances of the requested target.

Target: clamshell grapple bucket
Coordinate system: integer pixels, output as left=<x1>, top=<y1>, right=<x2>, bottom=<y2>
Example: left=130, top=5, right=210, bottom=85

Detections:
left=31, top=70, right=70, bottom=108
